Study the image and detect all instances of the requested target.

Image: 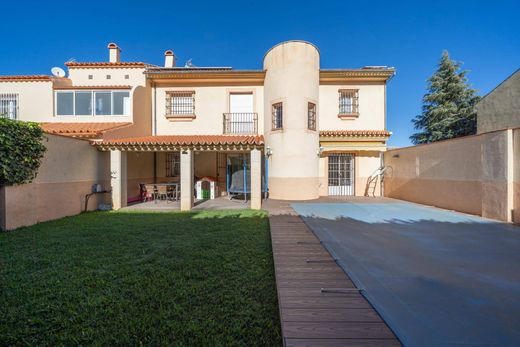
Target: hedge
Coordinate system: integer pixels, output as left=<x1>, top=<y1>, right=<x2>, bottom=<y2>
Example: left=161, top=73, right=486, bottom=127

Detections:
left=0, top=117, right=46, bottom=186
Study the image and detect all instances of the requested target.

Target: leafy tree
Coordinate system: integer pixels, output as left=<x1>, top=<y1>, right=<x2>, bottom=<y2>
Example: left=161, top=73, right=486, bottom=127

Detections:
left=0, top=116, right=46, bottom=186
left=410, top=51, right=480, bottom=144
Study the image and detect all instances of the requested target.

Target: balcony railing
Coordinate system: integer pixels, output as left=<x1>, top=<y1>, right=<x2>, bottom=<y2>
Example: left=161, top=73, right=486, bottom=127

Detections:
left=223, top=113, right=258, bottom=134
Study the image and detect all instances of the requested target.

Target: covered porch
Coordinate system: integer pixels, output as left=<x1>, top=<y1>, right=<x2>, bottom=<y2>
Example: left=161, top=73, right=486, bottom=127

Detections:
left=95, top=135, right=265, bottom=211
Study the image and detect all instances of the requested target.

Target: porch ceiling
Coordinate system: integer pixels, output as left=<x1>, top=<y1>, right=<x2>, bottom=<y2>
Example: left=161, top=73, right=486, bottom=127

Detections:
left=93, top=134, right=264, bottom=151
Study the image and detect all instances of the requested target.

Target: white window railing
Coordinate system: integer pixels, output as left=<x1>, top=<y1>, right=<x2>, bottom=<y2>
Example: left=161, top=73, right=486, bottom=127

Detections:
left=0, top=93, right=19, bottom=120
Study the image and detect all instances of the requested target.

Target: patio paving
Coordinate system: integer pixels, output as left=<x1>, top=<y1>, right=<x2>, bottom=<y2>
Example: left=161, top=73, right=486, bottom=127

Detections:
left=121, top=197, right=252, bottom=211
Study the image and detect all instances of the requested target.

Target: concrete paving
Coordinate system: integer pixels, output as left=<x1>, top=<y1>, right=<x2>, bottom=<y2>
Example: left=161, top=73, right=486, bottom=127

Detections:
left=292, top=199, right=520, bottom=347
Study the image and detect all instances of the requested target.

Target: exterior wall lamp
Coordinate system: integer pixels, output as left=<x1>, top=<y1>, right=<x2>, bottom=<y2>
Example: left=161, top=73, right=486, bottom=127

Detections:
left=265, top=146, right=273, bottom=157
left=317, top=146, right=324, bottom=157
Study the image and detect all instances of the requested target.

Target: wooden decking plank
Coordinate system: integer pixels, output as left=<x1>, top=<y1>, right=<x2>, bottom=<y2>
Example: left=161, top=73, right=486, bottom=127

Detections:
left=280, top=296, right=371, bottom=309
left=281, top=308, right=382, bottom=322
left=283, top=322, right=395, bottom=339
left=285, top=338, right=402, bottom=347
left=269, top=212, right=401, bottom=346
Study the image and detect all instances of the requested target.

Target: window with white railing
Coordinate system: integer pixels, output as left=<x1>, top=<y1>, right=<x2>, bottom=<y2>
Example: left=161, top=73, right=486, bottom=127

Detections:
left=166, top=91, right=195, bottom=116
left=338, top=89, right=359, bottom=116
left=0, top=93, right=19, bottom=120
left=55, top=90, right=130, bottom=116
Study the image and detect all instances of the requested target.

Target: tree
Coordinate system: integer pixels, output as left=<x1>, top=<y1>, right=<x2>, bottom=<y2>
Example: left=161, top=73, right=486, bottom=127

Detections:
left=0, top=116, right=46, bottom=186
left=410, top=51, right=480, bottom=144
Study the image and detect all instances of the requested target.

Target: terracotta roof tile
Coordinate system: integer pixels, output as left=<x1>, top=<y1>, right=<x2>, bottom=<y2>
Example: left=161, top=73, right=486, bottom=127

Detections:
left=320, top=130, right=391, bottom=137
left=53, top=85, right=132, bottom=90
left=0, top=75, right=52, bottom=82
left=41, top=122, right=131, bottom=138
left=96, top=135, right=264, bottom=146
left=65, top=62, right=153, bottom=68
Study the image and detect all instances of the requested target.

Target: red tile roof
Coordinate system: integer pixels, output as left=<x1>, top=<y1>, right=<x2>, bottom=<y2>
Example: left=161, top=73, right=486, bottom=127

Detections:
left=41, top=122, right=131, bottom=138
left=320, top=130, right=391, bottom=137
left=0, top=75, right=52, bottom=82
left=96, top=135, right=264, bottom=146
left=65, top=62, right=152, bottom=68
left=53, top=85, right=132, bottom=90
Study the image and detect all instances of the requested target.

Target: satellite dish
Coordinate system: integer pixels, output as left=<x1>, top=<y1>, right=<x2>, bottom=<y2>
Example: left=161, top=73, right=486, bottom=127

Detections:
left=51, top=67, right=66, bottom=77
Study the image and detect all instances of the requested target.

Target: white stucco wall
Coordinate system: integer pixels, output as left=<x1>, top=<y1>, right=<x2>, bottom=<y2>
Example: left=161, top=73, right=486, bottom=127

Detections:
left=67, top=67, right=147, bottom=86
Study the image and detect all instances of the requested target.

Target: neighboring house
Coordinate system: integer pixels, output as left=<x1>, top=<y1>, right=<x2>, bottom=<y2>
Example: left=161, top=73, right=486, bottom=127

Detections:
left=0, top=41, right=394, bottom=211
left=476, top=68, right=520, bottom=134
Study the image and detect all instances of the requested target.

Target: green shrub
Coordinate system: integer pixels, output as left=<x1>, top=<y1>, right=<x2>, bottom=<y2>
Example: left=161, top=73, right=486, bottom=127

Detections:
left=0, top=117, right=46, bottom=186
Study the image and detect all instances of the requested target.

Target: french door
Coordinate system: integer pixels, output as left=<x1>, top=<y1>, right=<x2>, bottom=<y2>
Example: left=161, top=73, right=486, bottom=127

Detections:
left=229, top=93, right=254, bottom=134
left=328, top=154, right=355, bottom=196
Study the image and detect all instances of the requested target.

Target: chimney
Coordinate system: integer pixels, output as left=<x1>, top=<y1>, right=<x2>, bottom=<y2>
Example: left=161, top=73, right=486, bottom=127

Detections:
left=108, top=43, right=121, bottom=63
left=164, top=50, right=176, bottom=68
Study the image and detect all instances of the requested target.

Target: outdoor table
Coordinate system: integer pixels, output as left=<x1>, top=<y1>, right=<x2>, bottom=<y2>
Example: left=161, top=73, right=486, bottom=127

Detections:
left=140, top=183, right=180, bottom=201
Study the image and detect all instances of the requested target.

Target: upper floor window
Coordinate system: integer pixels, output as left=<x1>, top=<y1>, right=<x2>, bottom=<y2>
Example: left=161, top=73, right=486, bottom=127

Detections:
left=166, top=91, right=195, bottom=116
left=339, top=89, right=359, bottom=115
left=308, top=102, right=316, bottom=130
left=0, top=93, right=19, bottom=120
left=55, top=90, right=130, bottom=116
left=272, top=102, right=283, bottom=130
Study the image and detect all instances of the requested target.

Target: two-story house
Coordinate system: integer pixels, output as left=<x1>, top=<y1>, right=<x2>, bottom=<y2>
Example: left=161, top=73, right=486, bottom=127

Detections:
left=0, top=41, right=394, bottom=211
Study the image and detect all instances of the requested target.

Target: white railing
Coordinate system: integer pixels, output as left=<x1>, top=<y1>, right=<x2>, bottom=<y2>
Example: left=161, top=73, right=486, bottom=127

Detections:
left=223, top=113, right=258, bottom=134
left=0, top=93, right=18, bottom=120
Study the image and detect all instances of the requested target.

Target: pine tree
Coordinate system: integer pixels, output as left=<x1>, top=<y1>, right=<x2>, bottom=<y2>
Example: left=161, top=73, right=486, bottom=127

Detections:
left=410, top=51, right=480, bottom=144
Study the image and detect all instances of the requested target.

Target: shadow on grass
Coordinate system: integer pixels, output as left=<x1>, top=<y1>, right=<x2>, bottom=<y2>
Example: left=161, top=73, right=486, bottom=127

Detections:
left=0, top=210, right=281, bottom=347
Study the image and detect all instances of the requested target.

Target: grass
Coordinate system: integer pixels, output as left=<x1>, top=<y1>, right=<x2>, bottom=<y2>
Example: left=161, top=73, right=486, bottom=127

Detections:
left=0, top=210, right=281, bottom=346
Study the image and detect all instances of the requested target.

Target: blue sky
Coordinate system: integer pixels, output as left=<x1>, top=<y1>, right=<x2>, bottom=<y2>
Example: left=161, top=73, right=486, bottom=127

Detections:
left=1, top=0, right=519, bottom=147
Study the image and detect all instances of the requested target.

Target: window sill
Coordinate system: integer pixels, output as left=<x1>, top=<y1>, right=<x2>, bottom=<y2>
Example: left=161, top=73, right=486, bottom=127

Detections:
left=338, top=113, right=359, bottom=120
left=166, top=114, right=196, bottom=122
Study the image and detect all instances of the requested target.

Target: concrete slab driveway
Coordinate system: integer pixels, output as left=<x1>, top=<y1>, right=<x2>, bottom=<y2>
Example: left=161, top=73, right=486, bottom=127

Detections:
left=292, top=200, right=520, bottom=347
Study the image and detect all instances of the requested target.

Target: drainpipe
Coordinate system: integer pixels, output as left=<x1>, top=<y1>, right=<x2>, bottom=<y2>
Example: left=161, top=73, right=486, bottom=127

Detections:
left=153, top=82, right=157, bottom=184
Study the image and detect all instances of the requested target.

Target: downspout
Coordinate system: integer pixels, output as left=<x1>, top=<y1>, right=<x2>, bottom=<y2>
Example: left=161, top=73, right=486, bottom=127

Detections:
left=153, top=81, right=157, bottom=184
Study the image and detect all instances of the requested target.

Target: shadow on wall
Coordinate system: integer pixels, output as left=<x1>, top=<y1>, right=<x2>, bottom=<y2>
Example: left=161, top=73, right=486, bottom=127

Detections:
left=384, top=129, right=515, bottom=222
left=288, top=211, right=520, bottom=347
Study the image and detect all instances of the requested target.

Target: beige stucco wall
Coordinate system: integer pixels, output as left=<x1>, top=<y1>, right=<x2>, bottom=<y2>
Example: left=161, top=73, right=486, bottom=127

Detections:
left=0, top=81, right=55, bottom=121
left=263, top=41, right=320, bottom=200
left=514, top=128, right=520, bottom=224
left=154, top=85, right=264, bottom=135
left=318, top=83, right=386, bottom=131
left=1, top=134, right=109, bottom=230
left=385, top=130, right=513, bottom=221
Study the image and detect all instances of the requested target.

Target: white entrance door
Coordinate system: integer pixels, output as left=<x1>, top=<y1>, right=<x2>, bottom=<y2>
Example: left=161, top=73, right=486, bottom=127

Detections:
left=229, top=93, right=254, bottom=133
left=328, top=154, right=355, bottom=196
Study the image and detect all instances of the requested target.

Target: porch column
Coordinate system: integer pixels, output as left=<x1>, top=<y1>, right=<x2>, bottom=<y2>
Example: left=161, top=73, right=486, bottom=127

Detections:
left=110, top=150, right=127, bottom=210
left=250, top=149, right=262, bottom=210
left=180, top=149, right=194, bottom=211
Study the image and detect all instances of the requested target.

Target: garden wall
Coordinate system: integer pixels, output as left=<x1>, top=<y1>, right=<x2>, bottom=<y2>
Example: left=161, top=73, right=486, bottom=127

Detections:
left=514, top=128, right=520, bottom=224
left=385, top=128, right=518, bottom=222
left=0, top=134, right=110, bottom=230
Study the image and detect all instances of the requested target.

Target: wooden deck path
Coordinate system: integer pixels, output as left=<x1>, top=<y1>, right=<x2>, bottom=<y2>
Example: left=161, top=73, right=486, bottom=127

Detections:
left=269, top=213, right=401, bottom=347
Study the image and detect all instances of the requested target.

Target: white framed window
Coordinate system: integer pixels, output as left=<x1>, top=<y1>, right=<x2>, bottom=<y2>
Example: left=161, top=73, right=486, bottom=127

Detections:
left=339, top=89, right=359, bottom=115
left=55, top=90, right=130, bottom=116
left=166, top=91, right=195, bottom=115
left=0, top=93, right=19, bottom=120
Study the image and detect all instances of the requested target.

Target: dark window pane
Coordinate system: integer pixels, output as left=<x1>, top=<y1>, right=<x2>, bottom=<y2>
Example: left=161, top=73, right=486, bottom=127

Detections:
left=57, top=92, right=73, bottom=115
left=75, top=92, right=92, bottom=115
left=113, top=92, right=130, bottom=115
left=95, top=92, right=112, bottom=115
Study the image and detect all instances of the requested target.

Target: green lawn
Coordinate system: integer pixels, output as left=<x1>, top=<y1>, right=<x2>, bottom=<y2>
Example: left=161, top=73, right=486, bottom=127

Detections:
left=0, top=210, right=281, bottom=346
